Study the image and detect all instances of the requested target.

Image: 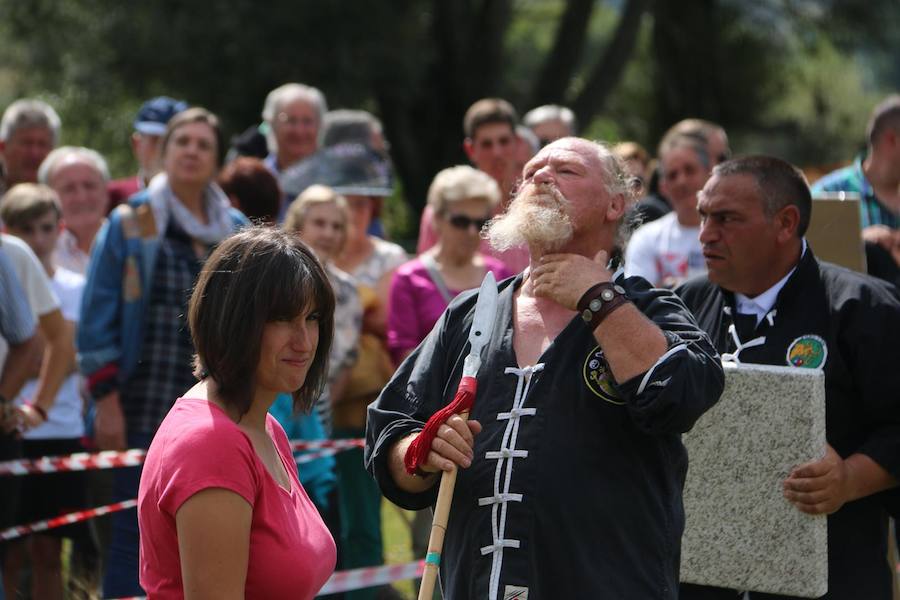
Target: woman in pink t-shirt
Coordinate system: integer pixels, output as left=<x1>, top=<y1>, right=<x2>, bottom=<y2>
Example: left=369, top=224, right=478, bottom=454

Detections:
left=388, top=165, right=513, bottom=365
left=138, top=227, right=337, bottom=599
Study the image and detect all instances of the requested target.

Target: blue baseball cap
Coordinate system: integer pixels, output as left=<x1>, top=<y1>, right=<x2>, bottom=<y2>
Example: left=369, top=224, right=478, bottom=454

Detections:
left=134, top=96, right=188, bottom=136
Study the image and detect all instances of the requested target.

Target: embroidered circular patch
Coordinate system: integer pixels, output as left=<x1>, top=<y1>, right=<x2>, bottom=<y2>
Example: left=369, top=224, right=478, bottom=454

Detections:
left=583, top=345, right=624, bottom=404
left=786, top=335, right=828, bottom=369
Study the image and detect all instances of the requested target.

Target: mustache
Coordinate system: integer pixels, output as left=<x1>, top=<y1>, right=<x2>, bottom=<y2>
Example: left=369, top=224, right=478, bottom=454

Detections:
left=514, top=181, right=568, bottom=207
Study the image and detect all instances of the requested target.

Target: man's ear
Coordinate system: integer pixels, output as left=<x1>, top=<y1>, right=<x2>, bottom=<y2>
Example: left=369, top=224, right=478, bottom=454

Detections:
left=775, top=204, right=801, bottom=244
left=463, top=138, right=475, bottom=161
left=606, top=193, right=626, bottom=223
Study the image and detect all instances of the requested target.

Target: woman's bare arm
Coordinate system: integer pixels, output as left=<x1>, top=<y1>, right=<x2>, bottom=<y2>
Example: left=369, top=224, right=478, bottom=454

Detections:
left=176, top=488, right=253, bottom=600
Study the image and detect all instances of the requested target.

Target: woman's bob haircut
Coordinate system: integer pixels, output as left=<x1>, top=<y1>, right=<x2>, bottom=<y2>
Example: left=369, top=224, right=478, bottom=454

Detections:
left=188, top=226, right=335, bottom=415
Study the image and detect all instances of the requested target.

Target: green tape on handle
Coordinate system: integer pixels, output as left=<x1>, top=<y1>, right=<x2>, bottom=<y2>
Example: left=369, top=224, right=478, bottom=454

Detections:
left=425, top=552, right=441, bottom=566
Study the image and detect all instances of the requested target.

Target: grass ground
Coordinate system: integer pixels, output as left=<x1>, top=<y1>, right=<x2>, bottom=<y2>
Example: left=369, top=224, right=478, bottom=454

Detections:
left=381, top=499, right=416, bottom=599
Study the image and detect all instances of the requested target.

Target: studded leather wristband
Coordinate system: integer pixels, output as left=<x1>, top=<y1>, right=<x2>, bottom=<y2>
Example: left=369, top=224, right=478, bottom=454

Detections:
left=578, top=282, right=629, bottom=330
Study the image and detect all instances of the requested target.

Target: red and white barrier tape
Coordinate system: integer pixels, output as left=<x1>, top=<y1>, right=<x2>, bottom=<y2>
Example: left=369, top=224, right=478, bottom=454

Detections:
left=0, top=439, right=365, bottom=541
left=319, top=559, right=425, bottom=594
left=289, top=438, right=365, bottom=452
left=0, top=449, right=147, bottom=477
left=109, top=559, right=426, bottom=599
left=0, top=439, right=365, bottom=477
left=0, top=499, right=137, bottom=541
left=294, top=439, right=364, bottom=464
left=296, top=447, right=346, bottom=464
left=7, top=489, right=424, bottom=596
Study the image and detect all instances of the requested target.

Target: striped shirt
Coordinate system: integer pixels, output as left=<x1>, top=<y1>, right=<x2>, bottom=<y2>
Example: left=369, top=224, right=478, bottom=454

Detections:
left=811, top=156, right=900, bottom=229
left=120, top=220, right=204, bottom=434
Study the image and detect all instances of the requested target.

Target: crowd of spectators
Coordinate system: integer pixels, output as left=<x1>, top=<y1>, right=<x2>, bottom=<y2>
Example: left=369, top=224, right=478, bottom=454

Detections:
left=0, top=85, right=898, bottom=600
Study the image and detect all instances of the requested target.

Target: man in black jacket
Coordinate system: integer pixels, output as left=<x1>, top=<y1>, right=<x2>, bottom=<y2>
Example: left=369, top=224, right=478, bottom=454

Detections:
left=677, top=155, right=900, bottom=600
left=367, top=137, right=724, bottom=599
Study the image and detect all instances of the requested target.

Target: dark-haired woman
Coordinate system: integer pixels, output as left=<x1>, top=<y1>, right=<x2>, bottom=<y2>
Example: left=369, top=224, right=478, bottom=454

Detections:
left=138, top=227, right=336, bottom=598
left=77, top=107, right=248, bottom=596
left=218, top=156, right=282, bottom=224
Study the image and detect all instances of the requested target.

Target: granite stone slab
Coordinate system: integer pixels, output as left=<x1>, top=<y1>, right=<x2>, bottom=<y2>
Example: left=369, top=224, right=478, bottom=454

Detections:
left=680, top=361, right=828, bottom=598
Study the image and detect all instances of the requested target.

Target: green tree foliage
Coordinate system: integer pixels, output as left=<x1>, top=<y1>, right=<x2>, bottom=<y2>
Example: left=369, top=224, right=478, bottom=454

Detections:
left=1, top=0, right=897, bottom=237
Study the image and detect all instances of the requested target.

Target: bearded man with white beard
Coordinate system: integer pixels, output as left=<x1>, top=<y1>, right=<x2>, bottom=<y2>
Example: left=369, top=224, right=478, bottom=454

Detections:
left=366, top=137, right=725, bottom=599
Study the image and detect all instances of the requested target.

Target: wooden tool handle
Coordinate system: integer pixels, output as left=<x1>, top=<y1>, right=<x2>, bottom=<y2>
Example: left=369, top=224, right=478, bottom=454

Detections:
left=418, top=409, right=469, bottom=600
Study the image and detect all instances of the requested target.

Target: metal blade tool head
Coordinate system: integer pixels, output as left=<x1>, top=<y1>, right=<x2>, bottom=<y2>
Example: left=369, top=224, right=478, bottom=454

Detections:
left=462, top=271, right=499, bottom=377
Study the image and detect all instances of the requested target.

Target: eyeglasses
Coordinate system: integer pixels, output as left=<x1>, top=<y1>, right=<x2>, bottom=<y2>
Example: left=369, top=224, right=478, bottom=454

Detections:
left=276, top=113, right=316, bottom=128
left=446, top=214, right=489, bottom=231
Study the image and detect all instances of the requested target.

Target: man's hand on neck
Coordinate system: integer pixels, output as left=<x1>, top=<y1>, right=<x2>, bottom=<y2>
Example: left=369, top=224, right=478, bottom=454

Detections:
left=527, top=251, right=613, bottom=310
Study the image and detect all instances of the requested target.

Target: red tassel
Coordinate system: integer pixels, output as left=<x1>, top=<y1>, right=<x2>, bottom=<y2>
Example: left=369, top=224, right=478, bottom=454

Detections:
left=404, top=376, right=478, bottom=475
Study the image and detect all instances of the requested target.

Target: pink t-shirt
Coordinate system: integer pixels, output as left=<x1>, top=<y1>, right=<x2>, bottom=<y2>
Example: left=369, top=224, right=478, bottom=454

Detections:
left=416, top=205, right=530, bottom=274
left=387, top=255, right=513, bottom=364
left=138, top=398, right=336, bottom=599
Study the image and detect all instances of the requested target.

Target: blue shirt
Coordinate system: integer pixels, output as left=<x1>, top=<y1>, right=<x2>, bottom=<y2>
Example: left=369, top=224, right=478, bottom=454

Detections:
left=268, top=393, right=336, bottom=511
left=0, top=246, right=36, bottom=344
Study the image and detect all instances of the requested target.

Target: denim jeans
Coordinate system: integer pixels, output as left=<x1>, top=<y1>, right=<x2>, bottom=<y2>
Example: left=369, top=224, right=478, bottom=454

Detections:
left=101, top=432, right=153, bottom=599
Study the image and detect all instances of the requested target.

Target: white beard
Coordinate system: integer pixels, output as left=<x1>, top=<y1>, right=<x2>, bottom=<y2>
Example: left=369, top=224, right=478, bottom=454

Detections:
left=485, top=183, right=574, bottom=252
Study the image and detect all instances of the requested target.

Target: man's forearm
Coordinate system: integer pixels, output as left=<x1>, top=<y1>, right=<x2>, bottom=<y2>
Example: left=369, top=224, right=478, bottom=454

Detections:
left=0, top=336, right=41, bottom=400
left=389, top=433, right=440, bottom=494
left=594, top=303, right=669, bottom=383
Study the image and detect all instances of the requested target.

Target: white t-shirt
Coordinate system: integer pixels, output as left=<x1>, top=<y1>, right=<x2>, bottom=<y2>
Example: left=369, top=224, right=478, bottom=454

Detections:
left=0, top=233, right=60, bottom=317
left=53, top=228, right=91, bottom=275
left=14, top=267, right=85, bottom=439
left=0, top=234, right=61, bottom=370
left=624, top=212, right=706, bottom=288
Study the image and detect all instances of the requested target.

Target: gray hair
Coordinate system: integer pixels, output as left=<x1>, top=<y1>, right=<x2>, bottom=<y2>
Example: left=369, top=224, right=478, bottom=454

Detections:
left=659, top=118, right=730, bottom=163
left=582, top=139, right=641, bottom=250
left=38, top=146, right=110, bottom=184
left=321, top=109, right=382, bottom=148
left=658, top=133, right=710, bottom=173
left=0, top=99, right=62, bottom=144
left=587, top=140, right=638, bottom=200
left=261, top=83, right=328, bottom=154
left=516, top=125, right=541, bottom=154
left=427, top=165, right=501, bottom=216
left=712, top=155, right=812, bottom=237
left=523, top=105, right=577, bottom=135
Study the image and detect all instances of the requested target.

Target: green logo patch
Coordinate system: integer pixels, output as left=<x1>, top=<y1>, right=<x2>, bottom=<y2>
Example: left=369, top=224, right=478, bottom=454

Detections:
left=583, top=345, right=624, bottom=405
left=786, top=335, right=827, bottom=369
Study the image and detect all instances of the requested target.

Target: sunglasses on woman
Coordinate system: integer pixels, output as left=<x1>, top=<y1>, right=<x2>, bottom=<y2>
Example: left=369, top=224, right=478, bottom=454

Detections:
left=447, top=214, right=489, bottom=231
